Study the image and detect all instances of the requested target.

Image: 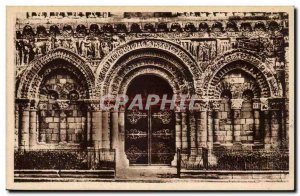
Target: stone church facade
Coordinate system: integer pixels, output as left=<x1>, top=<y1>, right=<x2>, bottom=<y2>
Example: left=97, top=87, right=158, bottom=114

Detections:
left=14, top=12, right=289, bottom=170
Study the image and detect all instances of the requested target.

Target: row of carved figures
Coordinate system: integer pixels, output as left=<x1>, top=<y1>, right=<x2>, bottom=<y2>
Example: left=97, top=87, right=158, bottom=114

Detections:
left=15, top=36, right=126, bottom=65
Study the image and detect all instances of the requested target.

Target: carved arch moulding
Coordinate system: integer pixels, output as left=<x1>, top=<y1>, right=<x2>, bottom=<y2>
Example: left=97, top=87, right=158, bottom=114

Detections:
left=17, top=48, right=95, bottom=99
left=201, top=49, right=282, bottom=98
left=95, top=39, right=202, bottom=97
left=105, top=55, right=195, bottom=96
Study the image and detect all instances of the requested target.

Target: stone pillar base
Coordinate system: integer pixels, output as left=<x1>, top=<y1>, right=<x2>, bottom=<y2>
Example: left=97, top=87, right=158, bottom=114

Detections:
left=208, top=153, right=218, bottom=166
left=171, top=154, right=178, bottom=167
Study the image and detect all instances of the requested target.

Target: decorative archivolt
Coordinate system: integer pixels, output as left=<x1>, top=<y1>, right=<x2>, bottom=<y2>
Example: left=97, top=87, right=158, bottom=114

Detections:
left=104, top=56, right=195, bottom=96
left=119, top=67, right=181, bottom=96
left=201, top=49, right=281, bottom=98
left=17, top=48, right=95, bottom=99
left=95, top=39, right=201, bottom=96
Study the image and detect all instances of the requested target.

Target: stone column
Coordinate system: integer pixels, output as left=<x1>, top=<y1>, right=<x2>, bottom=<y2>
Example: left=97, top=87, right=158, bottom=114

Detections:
left=207, top=109, right=214, bottom=150
left=15, top=104, right=19, bottom=150
left=175, top=111, right=182, bottom=150
left=89, top=102, right=102, bottom=149
left=111, top=110, right=119, bottom=149
left=261, top=98, right=271, bottom=149
left=231, top=99, right=244, bottom=144
left=171, top=107, right=182, bottom=166
left=86, top=110, right=92, bottom=146
left=181, top=111, right=188, bottom=149
left=189, top=111, right=197, bottom=156
left=102, top=111, right=110, bottom=149
left=29, top=101, right=38, bottom=149
left=116, top=106, right=129, bottom=173
left=253, top=99, right=262, bottom=144
left=20, top=101, right=30, bottom=150
left=269, top=98, right=284, bottom=149
left=198, top=100, right=209, bottom=148
left=207, top=101, right=217, bottom=166
left=211, top=100, right=221, bottom=145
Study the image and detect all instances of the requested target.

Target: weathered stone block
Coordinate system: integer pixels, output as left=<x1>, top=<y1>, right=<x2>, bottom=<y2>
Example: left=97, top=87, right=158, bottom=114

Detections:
left=242, top=111, right=252, bottom=118
left=240, top=119, right=246, bottom=124
left=68, top=123, right=76, bottom=129
left=48, top=122, right=59, bottom=129
left=51, top=133, right=59, bottom=141
left=60, top=129, right=67, bottom=135
left=224, top=125, right=232, bottom=130
left=234, top=131, right=241, bottom=136
left=45, top=117, right=53, bottom=123
left=235, top=125, right=241, bottom=130
left=246, top=119, right=254, bottom=124
left=234, top=119, right=241, bottom=124
left=52, top=128, right=59, bottom=133
left=60, top=123, right=66, bottom=129
left=67, top=117, right=75, bottom=122
left=225, top=135, right=233, bottom=141
left=241, top=136, right=247, bottom=141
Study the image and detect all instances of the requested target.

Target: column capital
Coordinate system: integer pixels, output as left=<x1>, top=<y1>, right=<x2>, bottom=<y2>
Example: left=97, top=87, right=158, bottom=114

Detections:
left=16, top=98, right=38, bottom=111
left=252, top=98, right=261, bottom=110
left=85, top=99, right=101, bottom=111
left=56, top=99, right=70, bottom=110
left=209, top=99, right=222, bottom=111
left=195, top=99, right=210, bottom=112
left=268, top=97, right=285, bottom=110
left=260, top=98, right=269, bottom=110
left=230, top=99, right=244, bottom=110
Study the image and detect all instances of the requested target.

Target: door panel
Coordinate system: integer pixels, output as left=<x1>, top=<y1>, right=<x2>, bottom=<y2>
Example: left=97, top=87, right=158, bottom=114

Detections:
left=125, top=105, right=175, bottom=165
left=125, top=108, right=149, bottom=164
left=150, top=106, right=175, bottom=165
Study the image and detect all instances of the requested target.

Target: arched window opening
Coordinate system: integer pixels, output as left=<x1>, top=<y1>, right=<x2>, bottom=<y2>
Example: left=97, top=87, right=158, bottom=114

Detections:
left=38, top=70, right=88, bottom=145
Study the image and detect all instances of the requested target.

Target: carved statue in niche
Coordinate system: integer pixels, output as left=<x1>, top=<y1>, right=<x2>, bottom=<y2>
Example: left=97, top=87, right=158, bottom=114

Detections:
left=23, top=40, right=33, bottom=64
left=61, top=39, right=70, bottom=49
left=46, top=37, right=54, bottom=52
left=33, top=38, right=47, bottom=56
left=81, top=36, right=93, bottom=58
left=16, top=40, right=23, bottom=65
left=93, top=37, right=102, bottom=59
left=69, top=37, right=79, bottom=54
left=101, top=41, right=112, bottom=56
left=54, top=39, right=62, bottom=48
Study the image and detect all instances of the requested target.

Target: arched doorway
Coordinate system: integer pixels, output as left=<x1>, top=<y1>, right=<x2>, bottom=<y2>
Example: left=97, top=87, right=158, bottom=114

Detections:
left=125, top=75, right=175, bottom=165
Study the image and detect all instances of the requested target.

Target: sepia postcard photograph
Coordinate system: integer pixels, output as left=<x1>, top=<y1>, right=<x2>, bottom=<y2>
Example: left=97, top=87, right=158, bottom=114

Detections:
left=6, top=6, right=295, bottom=191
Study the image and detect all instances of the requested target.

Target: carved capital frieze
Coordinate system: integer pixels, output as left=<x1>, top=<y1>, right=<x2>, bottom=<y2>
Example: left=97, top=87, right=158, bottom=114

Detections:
left=209, top=99, right=222, bottom=111
left=230, top=99, right=244, bottom=110
left=268, top=98, right=285, bottom=110
left=252, top=98, right=261, bottom=110
left=260, top=98, right=269, bottom=111
left=56, top=99, right=70, bottom=110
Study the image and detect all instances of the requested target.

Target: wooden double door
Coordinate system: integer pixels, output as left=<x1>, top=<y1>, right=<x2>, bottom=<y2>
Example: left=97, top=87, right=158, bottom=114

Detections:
left=124, top=75, right=175, bottom=165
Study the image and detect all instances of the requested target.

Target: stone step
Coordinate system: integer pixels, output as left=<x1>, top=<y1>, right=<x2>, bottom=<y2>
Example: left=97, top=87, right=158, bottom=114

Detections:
left=14, top=169, right=115, bottom=180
